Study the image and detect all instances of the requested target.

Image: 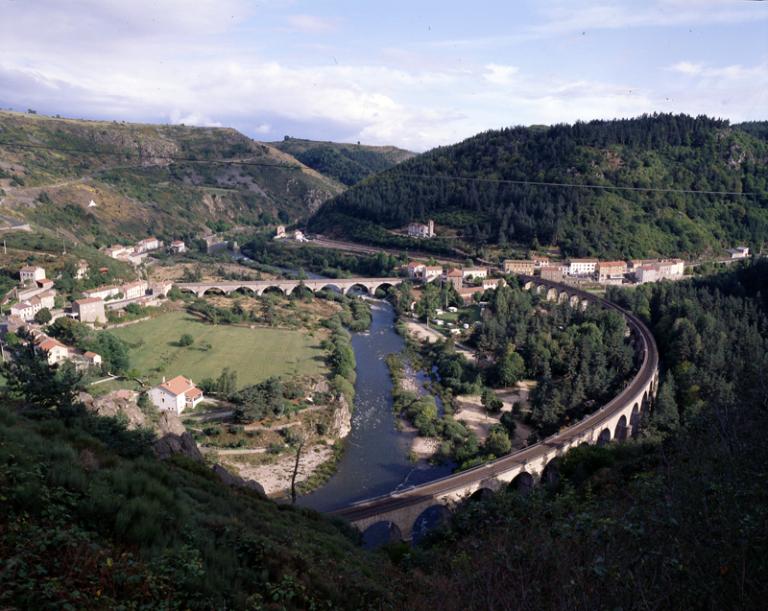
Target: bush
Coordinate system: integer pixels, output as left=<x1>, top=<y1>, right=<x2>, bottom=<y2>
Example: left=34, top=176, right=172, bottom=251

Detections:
left=178, top=333, right=194, bottom=347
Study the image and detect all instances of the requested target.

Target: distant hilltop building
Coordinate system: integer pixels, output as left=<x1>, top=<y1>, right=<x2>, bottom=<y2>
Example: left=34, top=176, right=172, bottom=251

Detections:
left=169, top=240, right=187, bottom=254
left=294, top=230, right=308, bottom=242
left=407, top=219, right=435, bottom=238
left=274, top=225, right=286, bottom=239
left=727, top=246, right=749, bottom=260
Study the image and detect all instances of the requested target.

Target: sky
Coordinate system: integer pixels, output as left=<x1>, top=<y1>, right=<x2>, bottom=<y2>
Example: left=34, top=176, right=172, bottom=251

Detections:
left=0, top=0, right=766, bottom=151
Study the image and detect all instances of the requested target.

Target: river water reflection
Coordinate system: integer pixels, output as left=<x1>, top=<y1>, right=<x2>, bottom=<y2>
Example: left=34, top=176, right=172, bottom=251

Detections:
left=299, top=299, right=454, bottom=512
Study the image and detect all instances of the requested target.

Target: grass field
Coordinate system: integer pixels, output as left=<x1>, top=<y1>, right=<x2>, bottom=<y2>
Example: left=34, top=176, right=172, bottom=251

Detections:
left=111, top=311, right=327, bottom=386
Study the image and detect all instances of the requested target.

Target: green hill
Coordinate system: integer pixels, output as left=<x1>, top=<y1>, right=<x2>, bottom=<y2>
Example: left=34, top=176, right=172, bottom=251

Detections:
left=272, top=137, right=415, bottom=186
left=310, top=114, right=768, bottom=258
left=0, top=112, right=344, bottom=246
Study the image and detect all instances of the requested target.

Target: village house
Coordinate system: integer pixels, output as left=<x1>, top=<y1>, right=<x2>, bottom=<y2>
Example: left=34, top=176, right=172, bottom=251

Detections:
left=541, top=267, right=565, bottom=281
left=105, top=244, right=132, bottom=259
left=568, top=258, right=599, bottom=276
left=150, top=280, right=173, bottom=297
left=596, top=260, right=628, bottom=284
left=462, top=267, right=488, bottom=280
left=121, top=280, right=148, bottom=300
left=406, top=261, right=426, bottom=280
left=83, top=285, right=122, bottom=301
left=407, top=219, right=435, bottom=238
left=136, top=237, right=162, bottom=253
left=73, top=297, right=107, bottom=324
left=531, top=255, right=551, bottom=268
left=19, top=266, right=46, bottom=285
left=456, top=286, right=481, bottom=304
left=149, top=375, right=204, bottom=414
left=169, top=240, right=187, bottom=254
left=444, top=268, right=464, bottom=290
left=503, top=259, right=535, bottom=275
left=423, top=265, right=443, bottom=283
left=294, top=230, right=308, bottom=242
left=75, top=259, right=89, bottom=280
left=274, top=225, right=286, bottom=239
left=36, top=337, right=70, bottom=365
left=482, top=278, right=505, bottom=291
left=16, top=281, right=54, bottom=302
left=10, top=299, right=43, bottom=321
left=82, top=351, right=102, bottom=368
left=727, top=246, right=749, bottom=259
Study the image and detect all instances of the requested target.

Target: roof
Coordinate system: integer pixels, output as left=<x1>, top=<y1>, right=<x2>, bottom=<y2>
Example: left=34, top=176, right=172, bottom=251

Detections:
left=598, top=260, right=627, bottom=268
left=75, top=297, right=104, bottom=305
left=83, top=351, right=100, bottom=359
left=186, top=387, right=203, bottom=400
left=138, top=236, right=158, bottom=243
left=158, top=375, right=197, bottom=397
left=407, top=261, right=424, bottom=268
left=446, top=269, right=463, bottom=277
left=20, top=265, right=43, bottom=273
left=570, top=258, right=598, bottom=264
left=38, top=338, right=67, bottom=352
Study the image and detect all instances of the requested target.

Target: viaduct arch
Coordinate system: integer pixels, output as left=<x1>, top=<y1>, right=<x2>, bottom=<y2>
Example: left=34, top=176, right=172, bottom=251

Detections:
left=175, top=277, right=403, bottom=298
left=331, top=275, right=659, bottom=542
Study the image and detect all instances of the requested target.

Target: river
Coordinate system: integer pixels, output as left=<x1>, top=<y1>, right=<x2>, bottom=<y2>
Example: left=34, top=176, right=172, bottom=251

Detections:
left=298, top=299, right=454, bottom=513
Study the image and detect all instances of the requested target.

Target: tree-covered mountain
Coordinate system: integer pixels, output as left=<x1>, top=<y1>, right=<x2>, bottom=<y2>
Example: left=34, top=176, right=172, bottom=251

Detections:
left=0, top=112, right=343, bottom=246
left=273, top=137, right=415, bottom=186
left=311, top=114, right=768, bottom=258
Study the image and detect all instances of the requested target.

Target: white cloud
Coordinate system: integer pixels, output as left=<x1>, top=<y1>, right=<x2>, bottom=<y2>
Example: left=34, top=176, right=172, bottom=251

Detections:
left=669, top=62, right=704, bottom=75
left=254, top=123, right=272, bottom=134
left=285, top=14, right=339, bottom=33
left=483, top=64, right=519, bottom=85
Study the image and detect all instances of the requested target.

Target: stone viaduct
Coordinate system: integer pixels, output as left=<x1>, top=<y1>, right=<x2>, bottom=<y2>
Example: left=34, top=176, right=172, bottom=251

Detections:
left=175, top=277, right=403, bottom=298
left=329, top=275, right=659, bottom=543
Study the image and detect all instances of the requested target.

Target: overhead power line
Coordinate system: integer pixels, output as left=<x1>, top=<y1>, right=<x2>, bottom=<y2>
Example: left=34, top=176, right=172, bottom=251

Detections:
left=395, top=172, right=752, bottom=197
left=0, top=139, right=757, bottom=198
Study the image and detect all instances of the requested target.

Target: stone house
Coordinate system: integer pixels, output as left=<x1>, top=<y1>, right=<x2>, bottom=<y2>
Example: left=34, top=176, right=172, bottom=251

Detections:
left=149, top=375, right=204, bottom=414
left=74, top=297, right=107, bottom=324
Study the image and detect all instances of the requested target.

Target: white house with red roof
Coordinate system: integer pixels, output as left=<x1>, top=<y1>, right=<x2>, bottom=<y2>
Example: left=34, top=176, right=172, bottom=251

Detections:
left=148, top=375, right=204, bottom=414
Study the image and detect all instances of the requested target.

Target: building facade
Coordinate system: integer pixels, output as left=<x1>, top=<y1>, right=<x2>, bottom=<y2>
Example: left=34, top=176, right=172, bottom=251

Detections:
left=503, top=259, right=535, bottom=275
left=74, top=297, right=107, bottom=324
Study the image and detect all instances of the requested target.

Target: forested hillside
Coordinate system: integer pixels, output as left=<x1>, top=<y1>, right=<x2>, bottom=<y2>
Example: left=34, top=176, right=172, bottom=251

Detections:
left=273, top=137, right=415, bottom=186
left=0, top=112, right=343, bottom=246
left=404, top=260, right=768, bottom=609
left=311, top=114, right=768, bottom=258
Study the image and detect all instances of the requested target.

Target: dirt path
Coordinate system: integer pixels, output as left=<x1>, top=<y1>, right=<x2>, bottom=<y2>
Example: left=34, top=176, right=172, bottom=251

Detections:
left=404, top=320, right=476, bottom=362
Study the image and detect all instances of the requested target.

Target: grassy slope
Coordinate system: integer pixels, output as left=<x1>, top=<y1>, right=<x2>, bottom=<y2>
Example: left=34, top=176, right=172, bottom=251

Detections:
left=272, top=137, right=415, bottom=186
left=0, top=406, right=394, bottom=609
left=110, top=311, right=327, bottom=385
left=0, top=111, right=343, bottom=244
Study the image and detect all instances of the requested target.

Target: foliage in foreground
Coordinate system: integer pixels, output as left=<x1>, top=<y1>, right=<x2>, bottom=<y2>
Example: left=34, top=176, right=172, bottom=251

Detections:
left=0, top=406, right=394, bottom=609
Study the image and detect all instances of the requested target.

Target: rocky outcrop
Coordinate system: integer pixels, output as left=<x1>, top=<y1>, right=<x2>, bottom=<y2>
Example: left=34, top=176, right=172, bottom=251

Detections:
left=157, top=410, right=186, bottom=436
left=152, top=432, right=204, bottom=462
left=212, top=464, right=266, bottom=496
left=79, top=390, right=146, bottom=429
left=328, top=394, right=352, bottom=439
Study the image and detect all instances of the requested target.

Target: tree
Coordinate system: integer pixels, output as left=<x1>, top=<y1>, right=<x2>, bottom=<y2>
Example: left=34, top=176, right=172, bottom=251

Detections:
left=496, top=348, right=525, bottom=387
left=2, top=345, right=84, bottom=417
left=653, top=373, right=680, bottom=435
left=500, top=411, right=517, bottom=437
left=178, top=333, right=194, bottom=347
left=33, top=308, right=52, bottom=324
left=485, top=426, right=511, bottom=456
left=481, top=388, right=503, bottom=414
left=217, top=368, right=238, bottom=398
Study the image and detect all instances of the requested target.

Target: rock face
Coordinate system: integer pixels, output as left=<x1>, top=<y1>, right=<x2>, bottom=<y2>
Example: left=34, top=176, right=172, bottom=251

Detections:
left=79, top=390, right=146, bottom=429
left=152, top=432, right=204, bottom=462
left=329, top=394, right=352, bottom=439
left=212, top=464, right=266, bottom=496
left=157, top=410, right=186, bottom=436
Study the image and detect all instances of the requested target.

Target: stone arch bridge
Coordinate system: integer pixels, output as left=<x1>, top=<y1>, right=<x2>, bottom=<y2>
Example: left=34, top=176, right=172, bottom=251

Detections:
left=175, top=277, right=403, bottom=298
left=329, top=275, right=659, bottom=542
